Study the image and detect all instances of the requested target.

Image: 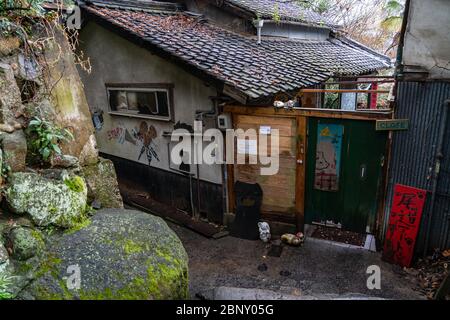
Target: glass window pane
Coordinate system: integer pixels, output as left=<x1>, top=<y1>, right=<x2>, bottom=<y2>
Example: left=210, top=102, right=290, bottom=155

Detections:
left=126, top=92, right=139, bottom=111
left=156, top=91, right=169, bottom=117
left=135, top=92, right=157, bottom=115
left=108, top=87, right=171, bottom=119
left=109, top=90, right=128, bottom=111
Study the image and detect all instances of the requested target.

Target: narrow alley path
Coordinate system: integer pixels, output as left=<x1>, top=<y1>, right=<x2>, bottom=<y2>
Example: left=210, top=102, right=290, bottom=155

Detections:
left=168, top=222, right=424, bottom=300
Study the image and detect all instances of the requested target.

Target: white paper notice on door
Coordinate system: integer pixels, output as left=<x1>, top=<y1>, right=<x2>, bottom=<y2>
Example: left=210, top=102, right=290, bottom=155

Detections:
left=237, top=139, right=258, bottom=155
left=259, top=126, right=272, bottom=135
left=341, top=92, right=357, bottom=111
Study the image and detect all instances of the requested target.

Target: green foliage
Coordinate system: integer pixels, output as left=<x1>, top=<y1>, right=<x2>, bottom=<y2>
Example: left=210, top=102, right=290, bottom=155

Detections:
left=381, top=0, right=404, bottom=32
left=0, top=0, right=44, bottom=15
left=26, top=117, right=74, bottom=162
left=296, top=0, right=330, bottom=14
left=0, top=274, right=14, bottom=300
left=64, top=176, right=85, bottom=193
left=272, top=3, right=281, bottom=24
left=1, top=164, right=11, bottom=179
left=385, top=0, right=404, bottom=13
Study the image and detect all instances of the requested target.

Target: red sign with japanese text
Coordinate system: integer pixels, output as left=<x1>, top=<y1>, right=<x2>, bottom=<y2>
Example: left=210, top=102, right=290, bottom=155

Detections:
left=383, top=184, right=427, bottom=267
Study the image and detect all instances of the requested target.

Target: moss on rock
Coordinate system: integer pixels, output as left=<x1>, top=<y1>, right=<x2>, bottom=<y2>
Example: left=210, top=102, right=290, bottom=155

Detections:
left=64, top=176, right=85, bottom=193
left=5, top=172, right=88, bottom=228
left=9, top=227, right=45, bottom=261
left=23, top=209, right=189, bottom=300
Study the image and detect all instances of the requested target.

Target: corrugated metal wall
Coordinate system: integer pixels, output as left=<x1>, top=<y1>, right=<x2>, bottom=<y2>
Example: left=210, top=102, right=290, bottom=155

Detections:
left=385, top=81, right=450, bottom=254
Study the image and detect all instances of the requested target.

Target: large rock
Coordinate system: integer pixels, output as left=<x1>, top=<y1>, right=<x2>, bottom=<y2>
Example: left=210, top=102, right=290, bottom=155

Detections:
left=50, top=154, right=80, bottom=169
left=0, top=221, right=7, bottom=245
left=9, top=227, right=45, bottom=261
left=82, top=158, right=123, bottom=209
left=79, top=134, right=99, bottom=166
left=43, top=26, right=97, bottom=166
left=5, top=172, right=88, bottom=228
left=0, top=245, right=12, bottom=298
left=0, top=244, right=8, bottom=264
left=24, top=209, right=189, bottom=300
left=0, top=130, right=27, bottom=172
left=0, top=36, right=21, bottom=57
left=0, top=62, right=21, bottom=124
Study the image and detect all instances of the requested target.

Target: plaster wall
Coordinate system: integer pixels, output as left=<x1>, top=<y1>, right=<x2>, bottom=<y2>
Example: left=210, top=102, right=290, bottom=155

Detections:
left=78, top=22, right=222, bottom=184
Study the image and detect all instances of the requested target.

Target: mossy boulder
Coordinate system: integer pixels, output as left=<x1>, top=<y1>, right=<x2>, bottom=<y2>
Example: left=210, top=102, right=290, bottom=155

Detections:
left=5, top=172, right=88, bottom=228
left=0, top=36, right=21, bottom=57
left=0, top=244, right=8, bottom=265
left=0, top=130, right=27, bottom=172
left=0, top=222, right=7, bottom=245
left=9, top=227, right=45, bottom=261
left=0, top=62, right=21, bottom=124
left=23, top=209, right=189, bottom=300
left=81, top=158, right=123, bottom=208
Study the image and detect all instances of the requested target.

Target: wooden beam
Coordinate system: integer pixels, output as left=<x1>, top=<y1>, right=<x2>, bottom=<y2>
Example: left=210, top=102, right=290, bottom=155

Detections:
left=300, top=89, right=390, bottom=94
left=338, top=75, right=395, bottom=79
left=226, top=113, right=237, bottom=213
left=223, top=105, right=393, bottom=121
left=295, top=116, right=307, bottom=233
left=226, top=164, right=235, bottom=213
left=325, top=80, right=395, bottom=85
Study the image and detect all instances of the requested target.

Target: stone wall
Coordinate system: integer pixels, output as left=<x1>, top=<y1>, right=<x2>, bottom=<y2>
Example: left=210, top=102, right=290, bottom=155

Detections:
left=0, top=18, right=192, bottom=301
left=0, top=22, right=122, bottom=208
left=0, top=24, right=98, bottom=166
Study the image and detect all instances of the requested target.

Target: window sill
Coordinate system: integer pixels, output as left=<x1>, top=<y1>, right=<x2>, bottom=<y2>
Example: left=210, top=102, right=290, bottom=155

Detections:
left=108, top=111, right=172, bottom=122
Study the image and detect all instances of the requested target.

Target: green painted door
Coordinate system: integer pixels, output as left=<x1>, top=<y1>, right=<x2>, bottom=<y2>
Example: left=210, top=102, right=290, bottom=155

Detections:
left=305, top=118, right=388, bottom=234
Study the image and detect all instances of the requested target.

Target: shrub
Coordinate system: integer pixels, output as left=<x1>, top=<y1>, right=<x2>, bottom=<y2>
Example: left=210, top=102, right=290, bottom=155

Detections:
left=27, top=117, right=74, bottom=162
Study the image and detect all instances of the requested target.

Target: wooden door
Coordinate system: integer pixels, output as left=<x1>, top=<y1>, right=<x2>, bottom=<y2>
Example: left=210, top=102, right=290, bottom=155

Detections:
left=233, top=115, right=306, bottom=227
left=305, top=118, right=388, bottom=233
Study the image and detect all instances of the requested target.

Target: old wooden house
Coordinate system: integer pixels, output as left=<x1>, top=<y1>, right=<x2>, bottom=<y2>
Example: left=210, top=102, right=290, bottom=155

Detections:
left=77, top=0, right=393, bottom=241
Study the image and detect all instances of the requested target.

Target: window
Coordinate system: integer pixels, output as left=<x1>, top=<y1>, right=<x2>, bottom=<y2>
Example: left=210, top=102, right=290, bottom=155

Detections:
left=107, top=85, right=173, bottom=121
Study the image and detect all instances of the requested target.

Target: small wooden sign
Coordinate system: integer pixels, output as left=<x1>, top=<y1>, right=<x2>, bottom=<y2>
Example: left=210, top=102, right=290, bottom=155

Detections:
left=376, top=119, right=409, bottom=131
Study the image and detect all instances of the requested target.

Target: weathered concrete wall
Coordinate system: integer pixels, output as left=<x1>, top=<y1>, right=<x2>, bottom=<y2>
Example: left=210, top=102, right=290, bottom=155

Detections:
left=78, top=22, right=222, bottom=185
left=403, top=0, right=450, bottom=79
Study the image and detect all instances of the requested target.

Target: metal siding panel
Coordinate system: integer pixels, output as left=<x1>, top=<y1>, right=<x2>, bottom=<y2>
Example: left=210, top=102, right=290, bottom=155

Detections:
left=385, top=82, right=450, bottom=254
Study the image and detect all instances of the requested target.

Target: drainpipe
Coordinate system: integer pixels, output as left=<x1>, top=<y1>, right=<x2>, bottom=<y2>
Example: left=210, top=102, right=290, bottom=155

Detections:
left=395, top=0, right=411, bottom=78
left=423, top=99, right=450, bottom=257
left=254, top=19, right=264, bottom=45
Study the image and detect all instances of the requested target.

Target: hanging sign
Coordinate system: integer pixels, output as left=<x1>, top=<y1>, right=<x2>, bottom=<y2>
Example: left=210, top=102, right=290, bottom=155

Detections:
left=314, top=124, right=344, bottom=192
left=376, top=119, right=409, bottom=131
left=383, top=184, right=427, bottom=268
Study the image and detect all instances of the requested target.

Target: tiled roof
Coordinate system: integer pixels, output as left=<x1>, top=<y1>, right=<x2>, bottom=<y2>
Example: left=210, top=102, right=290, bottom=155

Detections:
left=222, top=0, right=340, bottom=29
left=81, top=2, right=391, bottom=101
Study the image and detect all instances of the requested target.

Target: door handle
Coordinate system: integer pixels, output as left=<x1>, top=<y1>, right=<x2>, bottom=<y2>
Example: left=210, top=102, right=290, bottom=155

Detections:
left=297, top=159, right=304, bottom=165
left=360, top=164, right=367, bottom=180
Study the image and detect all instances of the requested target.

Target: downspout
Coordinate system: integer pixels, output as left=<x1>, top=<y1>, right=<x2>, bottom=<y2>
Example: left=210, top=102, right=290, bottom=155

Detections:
left=194, top=94, right=221, bottom=220
left=254, top=19, right=264, bottom=45
left=423, top=99, right=450, bottom=256
left=395, top=0, right=411, bottom=78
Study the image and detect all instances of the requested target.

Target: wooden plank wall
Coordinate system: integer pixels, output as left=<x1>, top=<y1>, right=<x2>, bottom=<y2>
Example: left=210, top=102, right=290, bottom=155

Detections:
left=234, top=115, right=298, bottom=219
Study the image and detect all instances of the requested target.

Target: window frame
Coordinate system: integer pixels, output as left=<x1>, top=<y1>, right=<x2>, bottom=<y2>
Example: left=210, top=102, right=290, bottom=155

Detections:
left=105, top=83, right=174, bottom=122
